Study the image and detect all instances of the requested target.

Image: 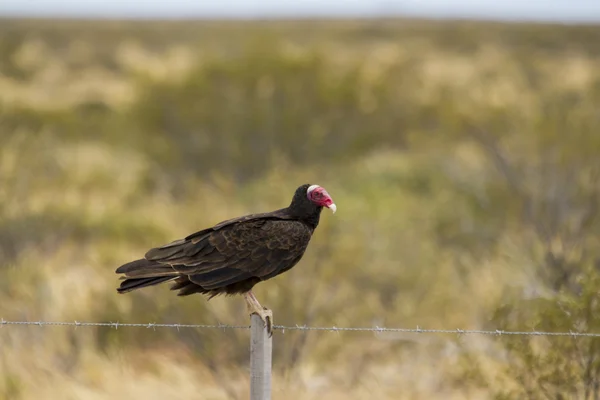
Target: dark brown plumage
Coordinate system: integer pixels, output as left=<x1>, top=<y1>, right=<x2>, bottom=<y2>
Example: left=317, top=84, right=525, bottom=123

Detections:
left=115, top=183, right=336, bottom=334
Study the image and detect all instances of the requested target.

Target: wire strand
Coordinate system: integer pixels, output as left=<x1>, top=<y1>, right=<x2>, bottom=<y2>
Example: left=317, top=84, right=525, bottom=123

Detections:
left=1, top=319, right=599, bottom=337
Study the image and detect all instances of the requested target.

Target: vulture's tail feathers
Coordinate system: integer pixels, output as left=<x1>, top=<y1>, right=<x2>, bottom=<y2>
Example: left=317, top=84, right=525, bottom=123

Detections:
left=117, top=276, right=176, bottom=294
left=115, top=258, right=179, bottom=294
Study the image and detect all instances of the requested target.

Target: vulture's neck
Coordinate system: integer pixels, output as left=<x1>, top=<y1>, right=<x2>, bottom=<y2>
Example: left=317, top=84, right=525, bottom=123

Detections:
left=285, top=202, right=322, bottom=230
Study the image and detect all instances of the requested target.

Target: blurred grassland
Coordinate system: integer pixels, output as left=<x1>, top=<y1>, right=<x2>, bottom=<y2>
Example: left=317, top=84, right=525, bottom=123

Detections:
left=1, top=18, right=600, bottom=399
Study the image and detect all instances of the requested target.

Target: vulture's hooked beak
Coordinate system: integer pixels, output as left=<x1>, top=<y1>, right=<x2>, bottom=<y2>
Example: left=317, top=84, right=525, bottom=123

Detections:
left=327, top=203, right=337, bottom=214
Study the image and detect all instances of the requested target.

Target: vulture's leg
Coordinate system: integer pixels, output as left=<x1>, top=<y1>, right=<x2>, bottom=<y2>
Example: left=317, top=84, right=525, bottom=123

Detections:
left=243, top=291, right=273, bottom=336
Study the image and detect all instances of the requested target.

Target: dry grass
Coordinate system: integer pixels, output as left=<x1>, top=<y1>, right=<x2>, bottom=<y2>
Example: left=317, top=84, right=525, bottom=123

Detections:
left=1, top=18, right=599, bottom=399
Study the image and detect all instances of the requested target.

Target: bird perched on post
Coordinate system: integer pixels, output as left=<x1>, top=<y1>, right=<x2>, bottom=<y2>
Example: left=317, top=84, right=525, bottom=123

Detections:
left=115, top=184, right=336, bottom=336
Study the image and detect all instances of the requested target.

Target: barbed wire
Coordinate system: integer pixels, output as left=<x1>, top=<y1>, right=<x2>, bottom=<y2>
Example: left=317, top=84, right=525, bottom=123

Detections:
left=2, top=318, right=600, bottom=337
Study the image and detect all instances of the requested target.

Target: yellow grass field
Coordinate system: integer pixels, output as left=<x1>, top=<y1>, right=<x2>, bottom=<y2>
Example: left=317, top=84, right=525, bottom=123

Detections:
left=1, top=18, right=599, bottom=399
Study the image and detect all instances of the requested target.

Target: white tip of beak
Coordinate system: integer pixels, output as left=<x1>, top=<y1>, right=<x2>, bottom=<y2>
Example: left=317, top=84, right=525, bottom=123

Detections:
left=328, top=203, right=337, bottom=214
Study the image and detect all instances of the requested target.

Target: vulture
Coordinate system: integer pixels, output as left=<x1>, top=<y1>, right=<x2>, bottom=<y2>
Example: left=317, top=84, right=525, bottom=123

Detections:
left=115, top=184, right=336, bottom=335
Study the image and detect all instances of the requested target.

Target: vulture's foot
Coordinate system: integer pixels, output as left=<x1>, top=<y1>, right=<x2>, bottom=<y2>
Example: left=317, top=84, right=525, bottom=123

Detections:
left=244, top=291, right=273, bottom=337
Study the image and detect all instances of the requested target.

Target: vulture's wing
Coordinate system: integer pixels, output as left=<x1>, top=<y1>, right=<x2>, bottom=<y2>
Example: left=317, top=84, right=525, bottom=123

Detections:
left=182, top=209, right=292, bottom=241
left=144, top=219, right=312, bottom=290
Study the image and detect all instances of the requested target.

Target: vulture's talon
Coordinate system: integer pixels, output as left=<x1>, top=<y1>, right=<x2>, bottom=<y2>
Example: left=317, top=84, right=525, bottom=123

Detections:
left=262, top=309, right=273, bottom=337
left=245, top=292, right=273, bottom=336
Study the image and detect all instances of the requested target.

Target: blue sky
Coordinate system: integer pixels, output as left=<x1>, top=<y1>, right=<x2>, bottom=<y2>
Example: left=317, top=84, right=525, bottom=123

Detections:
left=1, top=0, right=599, bottom=22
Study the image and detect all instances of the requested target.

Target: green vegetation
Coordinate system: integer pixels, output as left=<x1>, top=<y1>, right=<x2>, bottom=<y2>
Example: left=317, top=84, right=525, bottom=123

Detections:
left=0, top=18, right=599, bottom=399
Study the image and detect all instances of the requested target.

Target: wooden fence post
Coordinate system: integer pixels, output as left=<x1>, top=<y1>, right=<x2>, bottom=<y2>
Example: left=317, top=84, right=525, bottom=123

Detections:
left=250, top=314, right=272, bottom=400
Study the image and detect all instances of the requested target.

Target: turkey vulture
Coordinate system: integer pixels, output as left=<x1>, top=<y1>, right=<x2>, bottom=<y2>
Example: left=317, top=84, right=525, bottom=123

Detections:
left=115, top=184, right=336, bottom=335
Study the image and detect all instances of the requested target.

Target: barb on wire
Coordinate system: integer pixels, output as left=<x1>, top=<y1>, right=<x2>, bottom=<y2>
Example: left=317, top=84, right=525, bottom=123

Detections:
left=2, top=318, right=600, bottom=338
